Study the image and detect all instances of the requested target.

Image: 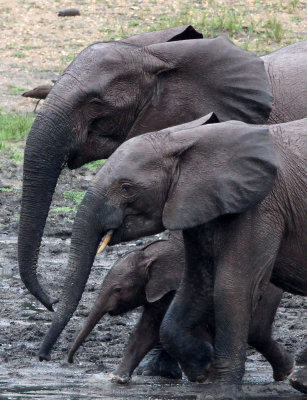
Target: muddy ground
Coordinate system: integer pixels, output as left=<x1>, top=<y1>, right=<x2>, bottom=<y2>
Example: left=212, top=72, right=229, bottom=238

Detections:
left=0, top=148, right=307, bottom=400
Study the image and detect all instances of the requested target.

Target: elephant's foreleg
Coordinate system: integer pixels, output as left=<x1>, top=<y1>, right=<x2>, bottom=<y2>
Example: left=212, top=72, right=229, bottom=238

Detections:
left=248, top=284, right=294, bottom=381
left=160, top=227, right=215, bottom=383
left=112, top=294, right=172, bottom=383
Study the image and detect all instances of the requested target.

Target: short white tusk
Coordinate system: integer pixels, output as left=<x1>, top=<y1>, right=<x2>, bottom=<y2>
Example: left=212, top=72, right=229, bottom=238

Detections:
left=97, top=230, right=114, bottom=254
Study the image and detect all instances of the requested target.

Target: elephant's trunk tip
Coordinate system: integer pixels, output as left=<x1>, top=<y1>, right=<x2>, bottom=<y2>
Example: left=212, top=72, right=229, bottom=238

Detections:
left=38, top=352, right=51, bottom=362
left=67, top=351, right=74, bottom=364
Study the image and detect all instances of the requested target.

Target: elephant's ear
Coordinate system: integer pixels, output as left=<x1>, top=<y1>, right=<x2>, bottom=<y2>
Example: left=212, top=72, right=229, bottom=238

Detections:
left=122, top=25, right=202, bottom=46
left=162, top=122, right=278, bottom=230
left=145, top=36, right=272, bottom=124
left=159, top=112, right=219, bottom=135
left=144, top=240, right=184, bottom=303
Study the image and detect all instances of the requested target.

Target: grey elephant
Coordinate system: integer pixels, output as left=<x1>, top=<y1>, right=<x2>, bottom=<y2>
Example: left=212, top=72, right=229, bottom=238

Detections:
left=39, top=113, right=306, bottom=399
left=67, top=231, right=293, bottom=384
left=18, top=24, right=307, bottom=312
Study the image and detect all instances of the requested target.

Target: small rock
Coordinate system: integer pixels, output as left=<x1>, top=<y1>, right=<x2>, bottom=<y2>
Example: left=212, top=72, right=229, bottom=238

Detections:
left=58, top=9, right=80, bottom=17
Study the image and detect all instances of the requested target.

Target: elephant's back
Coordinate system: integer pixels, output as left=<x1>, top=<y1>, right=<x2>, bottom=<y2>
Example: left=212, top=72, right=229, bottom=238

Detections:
left=262, top=42, right=307, bottom=124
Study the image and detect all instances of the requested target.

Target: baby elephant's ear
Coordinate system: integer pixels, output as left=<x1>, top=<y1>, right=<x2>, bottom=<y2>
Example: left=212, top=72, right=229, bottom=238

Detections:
left=122, top=25, right=203, bottom=46
left=163, top=122, right=278, bottom=230
left=145, top=246, right=184, bottom=303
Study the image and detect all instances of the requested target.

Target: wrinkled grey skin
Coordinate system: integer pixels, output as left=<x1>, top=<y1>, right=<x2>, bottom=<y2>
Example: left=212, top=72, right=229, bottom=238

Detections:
left=39, top=114, right=306, bottom=400
left=67, top=231, right=293, bottom=384
left=19, top=25, right=307, bottom=312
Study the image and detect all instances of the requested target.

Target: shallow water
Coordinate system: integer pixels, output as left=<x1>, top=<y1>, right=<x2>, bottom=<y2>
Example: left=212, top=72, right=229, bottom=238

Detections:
left=1, top=363, right=307, bottom=400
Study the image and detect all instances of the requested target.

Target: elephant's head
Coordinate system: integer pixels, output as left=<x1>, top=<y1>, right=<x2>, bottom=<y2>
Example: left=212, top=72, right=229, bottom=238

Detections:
left=18, top=25, right=272, bottom=312
left=67, top=233, right=184, bottom=363
left=39, top=113, right=277, bottom=361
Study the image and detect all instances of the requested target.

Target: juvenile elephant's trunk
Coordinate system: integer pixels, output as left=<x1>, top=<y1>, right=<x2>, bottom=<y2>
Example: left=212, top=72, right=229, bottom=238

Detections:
left=39, top=192, right=117, bottom=361
left=18, top=109, right=72, bottom=311
left=68, top=299, right=107, bottom=363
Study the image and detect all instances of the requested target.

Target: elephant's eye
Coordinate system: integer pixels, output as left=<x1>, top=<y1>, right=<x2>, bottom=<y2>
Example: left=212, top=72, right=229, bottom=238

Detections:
left=114, top=287, right=121, bottom=294
left=121, top=183, right=135, bottom=199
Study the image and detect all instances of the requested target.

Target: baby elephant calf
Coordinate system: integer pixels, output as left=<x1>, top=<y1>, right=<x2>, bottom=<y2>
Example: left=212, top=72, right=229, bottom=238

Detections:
left=67, top=232, right=293, bottom=384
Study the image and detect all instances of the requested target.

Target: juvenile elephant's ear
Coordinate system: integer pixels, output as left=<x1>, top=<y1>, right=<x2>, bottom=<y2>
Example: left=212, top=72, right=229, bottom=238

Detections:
left=122, top=25, right=203, bottom=46
left=144, top=240, right=184, bottom=303
left=162, top=122, right=278, bottom=230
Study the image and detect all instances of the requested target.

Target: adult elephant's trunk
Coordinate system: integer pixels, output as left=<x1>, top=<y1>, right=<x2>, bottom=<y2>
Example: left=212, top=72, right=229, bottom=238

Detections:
left=39, top=193, right=114, bottom=361
left=18, top=108, right=72, bottom=311
left=67, top=299, right=107, bottom=363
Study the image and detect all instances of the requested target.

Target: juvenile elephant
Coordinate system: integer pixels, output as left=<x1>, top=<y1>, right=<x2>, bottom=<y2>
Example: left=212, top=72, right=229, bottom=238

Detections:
left=67, top=231, right=293, bottom=384
left=39, top=113, right=306, bottom=399
left=18, top=23, right=307, bottom=312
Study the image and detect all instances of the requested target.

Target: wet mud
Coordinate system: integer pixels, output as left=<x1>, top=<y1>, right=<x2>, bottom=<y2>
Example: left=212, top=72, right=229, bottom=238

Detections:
left=0, top=150, right=306, bottom=399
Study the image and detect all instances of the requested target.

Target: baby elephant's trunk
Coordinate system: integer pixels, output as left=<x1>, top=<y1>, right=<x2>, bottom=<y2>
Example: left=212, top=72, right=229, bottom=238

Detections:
left=68, top=304, right=106, bottom=363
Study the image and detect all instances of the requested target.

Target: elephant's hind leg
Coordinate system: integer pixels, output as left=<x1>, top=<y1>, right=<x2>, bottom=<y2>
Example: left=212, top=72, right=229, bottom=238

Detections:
left=248, top=284, right=294, bottom=381
left=136, top=344, right=182, bottom=379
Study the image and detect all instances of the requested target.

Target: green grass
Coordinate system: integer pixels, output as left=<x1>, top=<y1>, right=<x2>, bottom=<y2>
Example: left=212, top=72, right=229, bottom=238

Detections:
left=264, top=17, right=284, bottom=42
left=13, top=51, right=26, bottom=58
left=288, top=0, right=299, bottom=12
left=84, top=159, right=107, bottom=171
left=0, top=112, right=34, bottom=150
left=0, top=187, right=19, bottom=193
left=60, top=54, right=76, bottom=65
left=8, top=86, right=26, bottom=96
left=63, top=190, right=85, bottom=206
left=50, top=206, right=73, bottom=213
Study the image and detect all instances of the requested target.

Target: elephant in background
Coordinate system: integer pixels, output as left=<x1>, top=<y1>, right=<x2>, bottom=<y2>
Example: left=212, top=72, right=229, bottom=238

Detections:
left=39, top=114, right=306, bottom=399
left=67, top=231, right=293, bottom=384
left=19, top=23, right=307, bottom=313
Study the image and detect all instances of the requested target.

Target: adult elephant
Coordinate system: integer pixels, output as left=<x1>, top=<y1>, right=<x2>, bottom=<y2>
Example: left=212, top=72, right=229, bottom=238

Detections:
left=39, top=114, right=306, bottom=399
left=18, top=24, right=307, bottom=312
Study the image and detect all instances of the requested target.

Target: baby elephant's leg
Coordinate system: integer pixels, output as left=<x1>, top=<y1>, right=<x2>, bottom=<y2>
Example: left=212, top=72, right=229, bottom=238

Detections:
left=248, top=283, right=294, bottom=381
left=112, top=293, right=174, bottom=383
left=290, top=347, right=307, bottom=394
left=136, top=343, right=182, bottom=379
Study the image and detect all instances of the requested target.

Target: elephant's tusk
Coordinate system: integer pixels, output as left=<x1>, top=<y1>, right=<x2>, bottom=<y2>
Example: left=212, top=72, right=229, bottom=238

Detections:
left=97, top=230, right=114, bottom=254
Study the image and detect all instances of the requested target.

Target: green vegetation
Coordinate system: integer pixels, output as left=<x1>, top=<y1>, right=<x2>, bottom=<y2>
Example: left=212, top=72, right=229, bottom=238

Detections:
left=265, top=17, right=284, bottom=42
left=60, top=54, right=76, bottom=65
left=0, top=112, right=34, bottom=151
left=63, top=190, right=85, bottom=206
left=8, top=86, right=26, bottom=96
left=84, top=159, right=107, bottom=171
left=0, top=187, right=19, bottom=194
left=288, top=0, right=299, bottom=12
left=13, top=51, right=26, bottom=58
left=50, top=206, right=73, bottom=213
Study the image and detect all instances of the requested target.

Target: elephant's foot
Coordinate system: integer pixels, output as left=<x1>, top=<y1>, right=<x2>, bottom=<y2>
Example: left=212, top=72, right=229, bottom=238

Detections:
left=110, top=372, right=131, bottom=384
left=197, top=383, right=244, bottom=400
left=136, top=346, right=182, bottom=379
left=272, top=355, right=295, bottom=381
left=290, top=367, right=307, bottom=394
